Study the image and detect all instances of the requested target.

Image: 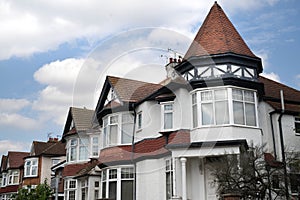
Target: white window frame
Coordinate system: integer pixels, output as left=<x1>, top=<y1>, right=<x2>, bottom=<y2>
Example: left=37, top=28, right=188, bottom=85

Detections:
left=161, top=102, right=174, bottom=131
left=101, top=166, right=134, bottom=200
left=191, top=86, right=258, bottom=128
left=102, top=112, right=134, bottom=148
left=8, top=170, right=19, bottom=185
left=67, top=137, right=89, bottom=163
left=24, top=158, right=38, bottom=177
left=91, top=136, right=100, bottom=157
left=137, top=112, right=142, bottom=130
left=294, top=117, right=300, bottom=135
left=80, top=179, right=88, bottom=200
left=64, top=179, right=77, bottom=200
left=1, top=173, right=7, bottom=187
left=166, top=158, right=175, bottom=200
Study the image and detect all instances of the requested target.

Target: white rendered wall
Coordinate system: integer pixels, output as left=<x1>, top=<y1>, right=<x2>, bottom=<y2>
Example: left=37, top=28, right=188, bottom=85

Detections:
left=136, top=158, right=166, bottom=200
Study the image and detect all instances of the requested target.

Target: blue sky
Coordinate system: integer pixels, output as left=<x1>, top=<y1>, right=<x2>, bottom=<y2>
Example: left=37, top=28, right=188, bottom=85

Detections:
left=0, top=0, right=299, bottom=157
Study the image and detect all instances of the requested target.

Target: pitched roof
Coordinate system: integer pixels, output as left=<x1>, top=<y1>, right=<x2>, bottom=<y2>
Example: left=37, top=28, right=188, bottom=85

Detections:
left=31, top=141, right=66, bottom=156
left=259, top=76, right=300, bottom=113
left=70, top=107, right=94, bottom=132
left=7, top=151, right=29, bottom=169
left=73, top=161, right=99, bottom=178
left=107, top=76, right=163, bottom=103
left=184, top=2, right=257, bottom=59
left=1, top=155, right=7, bottom=172
left=62, top=163, right=89, bottom=177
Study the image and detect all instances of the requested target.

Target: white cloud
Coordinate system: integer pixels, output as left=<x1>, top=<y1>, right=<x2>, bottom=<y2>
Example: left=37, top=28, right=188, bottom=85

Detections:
left=261, top=72, right=281, bottom=82
left=0, top=140, right=30, bottom=157
left=0, top=98, right=30, bottom=112
left=0, top=113, right=39, bottom=130
left=0, top=0, right=278, bottom=60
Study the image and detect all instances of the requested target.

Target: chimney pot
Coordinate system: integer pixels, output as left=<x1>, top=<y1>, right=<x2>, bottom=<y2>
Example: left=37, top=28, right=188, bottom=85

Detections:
left=169, top=58, right=173, bottom=63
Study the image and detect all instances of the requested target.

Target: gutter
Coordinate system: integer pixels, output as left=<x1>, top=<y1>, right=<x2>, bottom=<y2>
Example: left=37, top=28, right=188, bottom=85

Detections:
left=269, top=111, right=277, bottom=159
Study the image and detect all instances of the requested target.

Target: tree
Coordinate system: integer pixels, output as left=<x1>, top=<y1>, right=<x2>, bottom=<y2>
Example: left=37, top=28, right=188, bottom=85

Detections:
left=211, top=145, right=299, bottom=200
left=13, top=180, right=53, bottom=200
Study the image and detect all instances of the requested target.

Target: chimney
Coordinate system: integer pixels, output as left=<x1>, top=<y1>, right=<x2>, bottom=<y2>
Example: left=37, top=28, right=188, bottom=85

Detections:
left=165, top=57, right=179, bottom=80
left=48, top=137, right=59, bottom=143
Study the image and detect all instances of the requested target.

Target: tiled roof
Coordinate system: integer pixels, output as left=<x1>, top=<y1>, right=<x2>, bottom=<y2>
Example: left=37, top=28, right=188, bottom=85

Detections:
left=103, top=100, right=122, bottom=110
left=62, top=163, right=89, bottom=177
left=184, top=2, right=257, bottom=59
left=74, top=160, right=99, bottom=178
left=32, top=141, right=66, bottom=156
left=99, top=130, right=190, bottom=165
left=70, top=107, right=94, bottom=132
left=7, top=152, right=29, bottom=169
left=0, top=155, right=7, bottom=172
left=259, top=76, right=300, bottom=113
left=0, top=185, right=19, bottom=193
left=107, top=76, right=163, bottom=103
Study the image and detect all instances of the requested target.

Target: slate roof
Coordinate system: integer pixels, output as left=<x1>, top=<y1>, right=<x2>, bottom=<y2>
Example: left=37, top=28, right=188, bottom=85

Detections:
left=107, top=76, right=163, bottom=103
left=31, top=141, right=66, bottom=156
left=184, top=2, right=257, bottom=59
left=259, top=76, right=300, bottom=113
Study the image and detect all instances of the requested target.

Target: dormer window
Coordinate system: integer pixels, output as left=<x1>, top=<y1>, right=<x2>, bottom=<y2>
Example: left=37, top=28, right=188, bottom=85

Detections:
left=192, top=87, right=258, bottom=128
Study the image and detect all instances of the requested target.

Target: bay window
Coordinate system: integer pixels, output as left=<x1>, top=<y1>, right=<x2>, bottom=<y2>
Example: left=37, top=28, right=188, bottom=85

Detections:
left=103, top=113, right=134, bottom=147
left=79, top=138, right=89, bottom=161
left=24, top=158, right=38, bottom=177
left=91, top=136, right=99, bottom=157
left=101, top=167, right=134, bottom=200
left=192, top=87, right=257, bottom=127
left=67, top=137, right=90, bottom=162
left=1, top=173, right=7, bottom=187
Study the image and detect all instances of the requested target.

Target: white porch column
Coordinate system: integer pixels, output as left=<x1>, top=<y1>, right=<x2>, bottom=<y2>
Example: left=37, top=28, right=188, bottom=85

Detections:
left=180, top=157, right=187, bottom=200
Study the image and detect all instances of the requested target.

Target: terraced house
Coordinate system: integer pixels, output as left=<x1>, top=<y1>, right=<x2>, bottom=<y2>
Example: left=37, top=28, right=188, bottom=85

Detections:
left=0, top=151, right=29, bottom=200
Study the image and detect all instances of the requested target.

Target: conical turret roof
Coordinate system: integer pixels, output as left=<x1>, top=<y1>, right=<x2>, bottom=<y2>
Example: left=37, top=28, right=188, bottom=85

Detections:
left=184, top=2, right=257, bottom=59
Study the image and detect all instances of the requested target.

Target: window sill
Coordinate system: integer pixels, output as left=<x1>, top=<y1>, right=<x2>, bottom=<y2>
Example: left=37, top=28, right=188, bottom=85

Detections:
left=23, top=175, right=38, bottom=178
left=192, top=124, right=260, bottom=130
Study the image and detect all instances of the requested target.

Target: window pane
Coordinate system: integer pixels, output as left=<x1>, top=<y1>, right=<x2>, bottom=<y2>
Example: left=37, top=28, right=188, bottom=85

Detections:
left=215, top=101, right=229, bottom=125
left=79, top=146, right=88, bottom=160
left=32, top=166, right=37, bottom=176
left=121, top=168, right=134, bottom=179
left=164, top=104, right=173, bottom=111
left=245, top=103, right=256, bottom=126
left=109, top=125, right=118, bottom=144
left=109, top=169, right=117, bottom=179
left=232, top=89, right=243, bottom=101
left=215, top=89, right=227, bottom=100
left=233, top=101, right=245, bottom=125
left=102, top=182, right=106, bottom=198
left=109, top=181, right=117, bottom=199
left=122, top=123, right=133, bottom=144
left=70, top=147, right=77, bottom=161
left=121, top=180, right=133, bottom=200
left=192, top=93, right=197, bottom=104
left=244, top=90, right=254, bottom=102
left=201, top=103, right=213, bottom=125
left=110, top=116, right=118, bottom=124
left=164, top=113, right=173, bottom=129
left=201, top=91, right=212, bottom=101
left=192, top=105, right=198, bottom=128
left=69, top=191, right=75, bottom=200
left=138, top=113, right=142, bottom=129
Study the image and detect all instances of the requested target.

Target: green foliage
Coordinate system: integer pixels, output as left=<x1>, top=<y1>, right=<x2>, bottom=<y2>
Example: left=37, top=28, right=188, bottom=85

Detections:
left=12, top=179, right=53, bottom=200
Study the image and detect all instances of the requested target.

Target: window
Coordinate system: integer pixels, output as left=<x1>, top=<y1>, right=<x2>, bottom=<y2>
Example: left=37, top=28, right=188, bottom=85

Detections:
left=295, top=117, right=300, bottom=134
left=232, top=89, right=256, bottom=126
left=24, top=158, right=38, bottom=177
left=65, top=179, right=77, bottom=200
left=192, top=87, right=257, bottom=127
left=67, top=137, right=90, bottom=162
left=192, top=93, right=198, bottom=128
left=137, top=112, right=142, bottom=130
left=94, top=181, right=100, bottom=200
left=1, top=173, right=7, bottom=187
left=81, top=179, right=88, bottom=200
left=289, top=159, right=300, bottom=194
left=91, top=136, right=99, bottom=157
left=166, top=159, right=174, bottom=200
left=8, top=171, right=19, bottom=185
left=162, top=103, right=174, bottom=130
left=102, top=167, right=134, bottom=200
left=79, top=138, right=89, bottom=161
left=103, top=113, right=134, bottom=147
left=121, top=113, right=134, bottom=144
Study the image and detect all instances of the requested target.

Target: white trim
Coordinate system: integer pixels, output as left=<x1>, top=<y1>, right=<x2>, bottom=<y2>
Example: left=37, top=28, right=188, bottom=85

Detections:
left=160, top=101, right=174, bottom=131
